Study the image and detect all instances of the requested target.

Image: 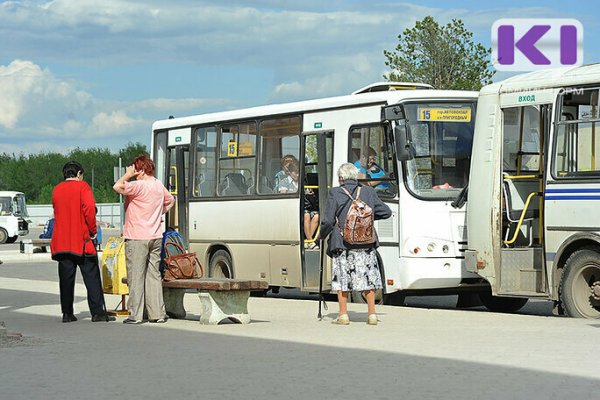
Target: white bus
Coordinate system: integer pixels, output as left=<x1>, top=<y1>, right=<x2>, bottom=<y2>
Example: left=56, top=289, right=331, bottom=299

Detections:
left=466, top=64, right=600, bottom=318
left=0, top=191, right=29, bottom=244
left=151, top=83, right=485, bottom=303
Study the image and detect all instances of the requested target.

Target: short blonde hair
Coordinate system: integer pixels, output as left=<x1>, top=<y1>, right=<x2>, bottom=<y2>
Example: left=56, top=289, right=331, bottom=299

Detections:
left=337, top=163, right=359, bottom=180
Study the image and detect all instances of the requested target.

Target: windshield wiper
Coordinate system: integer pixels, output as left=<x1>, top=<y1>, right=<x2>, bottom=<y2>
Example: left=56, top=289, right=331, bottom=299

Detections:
left=451, top=185, right=468, bottom=209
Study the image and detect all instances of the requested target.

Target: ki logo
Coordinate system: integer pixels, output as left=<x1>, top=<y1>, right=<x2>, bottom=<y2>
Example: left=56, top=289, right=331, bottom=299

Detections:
left=492, top=19, right=583, bottom=71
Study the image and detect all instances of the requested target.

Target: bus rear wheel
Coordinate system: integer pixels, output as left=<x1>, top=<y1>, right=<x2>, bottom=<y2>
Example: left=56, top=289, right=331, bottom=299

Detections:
left=0, top=228, right=8, bottom=244
left=478, top=290, right=528, bottom=313
left=560, top=248, right=600, bottom=319
left=6, top=235, right=17, bottom=244
left=209, top=250, right=233, bottom=279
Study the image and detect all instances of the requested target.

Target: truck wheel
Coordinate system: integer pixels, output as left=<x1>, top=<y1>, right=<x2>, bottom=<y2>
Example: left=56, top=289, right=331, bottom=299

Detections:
left=560, top=248, right=600, bottom=319
left=0, top=228, right=8, bottom=244
left=6, top=235, right=18, bottom=244
left=209, top=250, right=233, bottom=279
left=478, top=290, right=528, bottom=313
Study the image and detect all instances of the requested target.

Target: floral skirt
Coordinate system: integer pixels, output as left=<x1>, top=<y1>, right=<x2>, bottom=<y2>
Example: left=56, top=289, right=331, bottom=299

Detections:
left=331, top=249, right=382, bottom=292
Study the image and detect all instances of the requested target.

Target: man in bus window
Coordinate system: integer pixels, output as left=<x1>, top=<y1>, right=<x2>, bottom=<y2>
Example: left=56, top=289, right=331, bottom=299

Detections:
left=354, top=147, right=390, bottom=190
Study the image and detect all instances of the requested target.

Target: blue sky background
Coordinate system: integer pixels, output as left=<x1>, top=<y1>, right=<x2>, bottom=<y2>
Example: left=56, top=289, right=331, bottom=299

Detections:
left=0, top=0, right=598, bottom=154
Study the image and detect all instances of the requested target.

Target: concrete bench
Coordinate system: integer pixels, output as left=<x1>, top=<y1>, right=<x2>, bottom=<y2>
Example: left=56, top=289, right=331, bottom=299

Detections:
left=163, top=278, right=268, bottom=325
left=20, top=239, right=51, bottom=254
left=123, top=277, right=268, bottom=325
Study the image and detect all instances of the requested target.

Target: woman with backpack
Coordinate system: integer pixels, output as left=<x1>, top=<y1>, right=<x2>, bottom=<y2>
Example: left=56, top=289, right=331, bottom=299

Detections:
left=320, top=163, right=392, bottom=325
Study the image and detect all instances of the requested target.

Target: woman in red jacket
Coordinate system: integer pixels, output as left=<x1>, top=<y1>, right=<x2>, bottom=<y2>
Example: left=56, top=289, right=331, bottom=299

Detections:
left=51, top=161, right=111, bottom=323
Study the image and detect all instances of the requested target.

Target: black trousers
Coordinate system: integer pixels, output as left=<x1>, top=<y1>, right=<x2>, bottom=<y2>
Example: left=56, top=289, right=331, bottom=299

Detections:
left=58, top=256, right=105, bottom=316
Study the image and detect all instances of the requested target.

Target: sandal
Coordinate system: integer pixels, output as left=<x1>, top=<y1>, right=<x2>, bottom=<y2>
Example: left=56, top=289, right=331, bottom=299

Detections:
left=331, top=314, right=350, bottom=325
left=367, top=314, right=378, bottom=325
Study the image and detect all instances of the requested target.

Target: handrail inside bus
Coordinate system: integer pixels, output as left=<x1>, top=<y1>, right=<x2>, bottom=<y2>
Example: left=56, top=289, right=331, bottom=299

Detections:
left=304, top=226, right=321, bottom=244
left=503, top=174, right=538, bottom=180
left=169, top=166, right=178, bottom=195
left=504, top=191, right=542, bottom=246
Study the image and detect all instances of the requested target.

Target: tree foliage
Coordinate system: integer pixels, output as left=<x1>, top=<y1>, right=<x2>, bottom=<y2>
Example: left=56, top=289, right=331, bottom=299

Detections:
left=384, top=16, right=494, bottom=91
left=0, top=142, right=148, bottom=204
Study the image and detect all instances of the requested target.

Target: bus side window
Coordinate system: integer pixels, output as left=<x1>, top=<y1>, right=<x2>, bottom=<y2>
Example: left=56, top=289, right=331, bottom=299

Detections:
left=257, top=116, right=301, bottom=195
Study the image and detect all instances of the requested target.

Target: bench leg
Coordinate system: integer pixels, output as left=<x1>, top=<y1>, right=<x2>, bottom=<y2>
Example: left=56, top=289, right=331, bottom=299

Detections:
left=163, top=287, right=187, bottom=319
left=197, top=290, right=251, bottom=325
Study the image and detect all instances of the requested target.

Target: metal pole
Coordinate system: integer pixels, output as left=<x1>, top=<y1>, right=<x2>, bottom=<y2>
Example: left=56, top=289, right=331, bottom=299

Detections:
left=119, top=157, right=124, bottom=233
left=316, top=132, right=329, bottom=320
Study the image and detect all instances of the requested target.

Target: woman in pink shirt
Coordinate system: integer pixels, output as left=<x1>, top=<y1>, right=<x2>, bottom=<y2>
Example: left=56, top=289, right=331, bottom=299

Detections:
left=113, top=154, right=174, bottom=324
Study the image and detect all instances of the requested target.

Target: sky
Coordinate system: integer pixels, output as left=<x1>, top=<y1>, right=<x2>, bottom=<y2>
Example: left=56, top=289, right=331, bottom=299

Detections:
left=0, top=0, right=598, bottom=155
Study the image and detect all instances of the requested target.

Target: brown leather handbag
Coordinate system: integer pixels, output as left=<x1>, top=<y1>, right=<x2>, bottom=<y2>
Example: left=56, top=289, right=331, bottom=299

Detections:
left=163, top=243, right=204, bottom=281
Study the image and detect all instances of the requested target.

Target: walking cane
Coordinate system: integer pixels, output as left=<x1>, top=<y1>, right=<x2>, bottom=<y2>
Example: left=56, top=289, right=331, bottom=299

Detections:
left=317, top=236, right=327, bottom=320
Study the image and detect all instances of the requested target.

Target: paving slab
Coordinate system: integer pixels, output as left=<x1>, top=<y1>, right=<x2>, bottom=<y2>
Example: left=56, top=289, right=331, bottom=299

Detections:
left=1, top=260, right=599, bottom=400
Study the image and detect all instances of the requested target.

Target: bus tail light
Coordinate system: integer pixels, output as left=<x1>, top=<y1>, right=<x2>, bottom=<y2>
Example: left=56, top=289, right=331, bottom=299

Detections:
left=387, top=279, right=394, bottom=286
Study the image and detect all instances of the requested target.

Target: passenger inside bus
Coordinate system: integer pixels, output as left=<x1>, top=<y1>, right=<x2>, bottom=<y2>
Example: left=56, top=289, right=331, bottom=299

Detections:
left=354, top=147, right=390, bottom=190
left=273, top=154, right=298, bottom=191
left=304, top=174, right=319, bottom=249
left=276, top=161, right=299, bottom=193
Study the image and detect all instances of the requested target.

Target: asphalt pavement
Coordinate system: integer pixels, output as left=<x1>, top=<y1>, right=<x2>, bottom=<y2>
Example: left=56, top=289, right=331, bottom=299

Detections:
left=1, top=232, right=598, bottom=400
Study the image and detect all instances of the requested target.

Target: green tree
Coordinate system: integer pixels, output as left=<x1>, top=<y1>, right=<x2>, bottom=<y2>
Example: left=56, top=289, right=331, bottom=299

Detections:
left=0, top=143, right=148, bottom=205
left=383, top=16, right=494, bottom=91
left=119, top=142, right=148, bottom=166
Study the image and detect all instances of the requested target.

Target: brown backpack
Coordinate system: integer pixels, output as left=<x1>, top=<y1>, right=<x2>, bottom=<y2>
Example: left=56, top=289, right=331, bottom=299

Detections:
left=339, top=187, right=376, bottom=245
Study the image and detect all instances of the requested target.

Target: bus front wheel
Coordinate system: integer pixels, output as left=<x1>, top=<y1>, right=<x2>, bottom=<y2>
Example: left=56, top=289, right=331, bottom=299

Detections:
left=351, top=290, right=384, bottom=305
left=560, top=248, right=600, bottom=319
left=478, top=290, right=528, bottom=313
left=209, top=250, right=233, bottom=279
left=0, top=228, right=8, bottom=244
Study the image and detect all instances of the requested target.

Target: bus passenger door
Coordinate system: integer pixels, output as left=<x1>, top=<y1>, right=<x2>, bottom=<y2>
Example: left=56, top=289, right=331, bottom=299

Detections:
left=167, top=145, right=190, bottom=242
left=301, top=131, right=333, bottom=291
left=158, top=128, right=192, bottom=243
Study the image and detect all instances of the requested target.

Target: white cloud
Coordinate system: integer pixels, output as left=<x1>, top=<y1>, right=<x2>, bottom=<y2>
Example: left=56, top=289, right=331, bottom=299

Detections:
left=271, top=52, right=383, bottom=101
left=0, top=59, right=234, bottom=153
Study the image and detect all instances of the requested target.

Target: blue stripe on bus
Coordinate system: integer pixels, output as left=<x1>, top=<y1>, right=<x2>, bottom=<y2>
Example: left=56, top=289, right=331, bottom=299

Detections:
left=545, top=195, right=600, bottom=200
left=545, top=188, right=600, bottom=193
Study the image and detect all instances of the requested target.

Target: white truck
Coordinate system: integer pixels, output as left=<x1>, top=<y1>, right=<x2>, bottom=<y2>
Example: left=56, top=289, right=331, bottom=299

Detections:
left=0, top=191, right=30, bottom=244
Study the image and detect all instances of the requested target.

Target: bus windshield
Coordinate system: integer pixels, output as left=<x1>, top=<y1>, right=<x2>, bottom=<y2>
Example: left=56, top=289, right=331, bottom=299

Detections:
left=403, top=101, right=475, bottom=200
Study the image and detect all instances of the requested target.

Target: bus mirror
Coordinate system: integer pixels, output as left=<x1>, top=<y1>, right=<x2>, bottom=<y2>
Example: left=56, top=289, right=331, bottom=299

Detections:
left=394, top=124, right=414, bottom=161
left=383, top=105, right=404, bottom=121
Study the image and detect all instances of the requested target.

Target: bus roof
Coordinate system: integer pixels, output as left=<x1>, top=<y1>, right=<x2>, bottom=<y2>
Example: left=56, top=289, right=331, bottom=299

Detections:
left=0, top=191, right=25, bottom=197
left=152, top=89, right=477, bottom=131
left=351, top=82, right=434, bottom=94
left=482, top=63, right=600, bottom=95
